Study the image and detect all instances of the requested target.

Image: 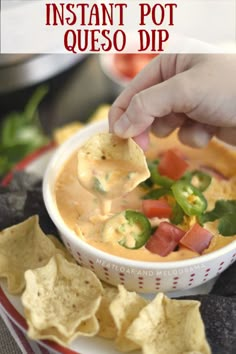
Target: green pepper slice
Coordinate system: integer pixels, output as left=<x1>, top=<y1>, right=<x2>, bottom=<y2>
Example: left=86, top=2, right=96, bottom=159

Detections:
left=139, top=178, right=154, bottom=189
left=139, top=160, right=158, bottom=189
left=118, top=210, right=152, bottom=249
left=180, top=171, right=193, bottom=183
left=149, top=161, right=174, bottom=188
left=190, top=170, right=212, bottom=192
left=142, top=187, right=171, bottom=200
left=171, top=181, right=207, bottom=216
left=170, top=202, right=185, bottom=225
left=181, top=170, right=211, bottom=192
left=93, top=177, right=107, bottom=194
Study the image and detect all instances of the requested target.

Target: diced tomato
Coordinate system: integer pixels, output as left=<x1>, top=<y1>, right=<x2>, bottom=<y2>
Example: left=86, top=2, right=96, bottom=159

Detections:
left=158, top=149, right=189, bottom=180
left=145, top=233, right=177, bottom=257
left=142, top=199, right=172, bottom=218
left=113, top=54, right=156, bottom=79
left=179, top=223, right=213, bottom=254
left=114, top=54, right=136, bottom=79
left=145, top=222, right=185, bottom=256
left=156, top=221, right=186, bottom=242
left=159, top=148, right=187, bottom=160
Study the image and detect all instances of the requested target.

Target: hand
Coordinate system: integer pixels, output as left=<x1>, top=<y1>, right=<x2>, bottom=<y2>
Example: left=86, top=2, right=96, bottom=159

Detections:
left=109, top=54, right=236, bottom=150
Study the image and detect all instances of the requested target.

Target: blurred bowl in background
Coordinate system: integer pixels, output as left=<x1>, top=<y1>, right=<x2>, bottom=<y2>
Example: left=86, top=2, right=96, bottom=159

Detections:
left=99, top=53, right=157, bottom=96
left=0, top=54, right=87, bottom=94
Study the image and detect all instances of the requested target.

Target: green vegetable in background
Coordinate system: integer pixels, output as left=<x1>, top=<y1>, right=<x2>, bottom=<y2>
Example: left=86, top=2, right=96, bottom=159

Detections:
left=170, top=202, right=185, bottom=225
left=142, top=187, right=171, bottom=200
left=199, top=200, right=236, bottom=236
left=0, top=86, right=49, bottom=177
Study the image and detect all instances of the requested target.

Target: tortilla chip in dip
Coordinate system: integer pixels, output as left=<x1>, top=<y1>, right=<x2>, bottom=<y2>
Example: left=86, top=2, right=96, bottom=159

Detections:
left=0, top=216, right=56, bottom=294
left=77, top=133, right=150, bottom=213
left=21, top=254, right=103, bottom=345
left=126, top=292, right=211, bottom=354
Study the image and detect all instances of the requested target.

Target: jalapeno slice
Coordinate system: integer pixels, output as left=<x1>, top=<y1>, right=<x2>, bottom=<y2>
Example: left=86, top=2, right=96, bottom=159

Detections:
left=118, top=210, right=152, bottom=249
left=180, top=171, right=192, bottom=183
left=191, top=170, right=212, bottom=192
left=149, top=161, right=174, bottom=188
left=171, top=181, right=207, bottom=216
left=181, top=170, right=211, bottom=192
left=170, top=202, right=185, bottom=225
left=142, top=187, right=171, bottom=200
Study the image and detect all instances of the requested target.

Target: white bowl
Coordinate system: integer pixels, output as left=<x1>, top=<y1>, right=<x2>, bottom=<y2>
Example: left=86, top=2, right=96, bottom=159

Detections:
left=43, top=120, right=236, bottom=293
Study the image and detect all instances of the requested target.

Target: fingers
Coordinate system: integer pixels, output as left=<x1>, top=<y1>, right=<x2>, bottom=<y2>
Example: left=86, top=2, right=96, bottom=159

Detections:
left=216, top=127, right=236, bottom=146
left=178, top=121, right=217, bottom=148
left=133, top=129, right=150, bottom=151
left=108, top=105, right=124, bottom=133
left=112, top=71, right=198, bottom=138
left=151, top=113, right=186, bottom=137
left=113, top=89, right=155, bottom=137
left=109, top=53, right=236, bottom=149
left=109, top=54, right=178, bottom=132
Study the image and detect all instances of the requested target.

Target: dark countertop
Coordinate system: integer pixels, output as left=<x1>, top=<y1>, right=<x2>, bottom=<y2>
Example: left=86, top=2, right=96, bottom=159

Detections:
left=0, top=315, right=21, bottom=354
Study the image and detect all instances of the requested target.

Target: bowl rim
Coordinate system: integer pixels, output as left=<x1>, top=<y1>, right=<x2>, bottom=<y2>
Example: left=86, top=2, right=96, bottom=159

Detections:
left=99, top=54, right=130, bottom=87
left=43, top=120, right=236, bottom=269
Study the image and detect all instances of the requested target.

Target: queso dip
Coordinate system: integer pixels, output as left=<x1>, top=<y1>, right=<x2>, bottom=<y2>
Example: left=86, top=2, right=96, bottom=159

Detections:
left=55, top=133, right=236, bottom=262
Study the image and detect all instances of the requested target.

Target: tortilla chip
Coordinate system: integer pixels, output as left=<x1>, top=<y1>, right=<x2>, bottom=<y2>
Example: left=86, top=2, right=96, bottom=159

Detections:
left=22, top=254, right=103, bottom=345
left=77, top=133, right=150, bottom=199
left=0, top=216, right=56, bottom=294
left=26, top=314, right=99, bottom=346
left=47, top=235, right=76, bottom=263
left=88, top=105, right=110, bottom=123
left=109, top=285, right=147, bottom=352
left=126, top=293, right=211, bottom=354
left=96, top=283, right=118, bottom=339
left=53, top=122, right=84, bottom=145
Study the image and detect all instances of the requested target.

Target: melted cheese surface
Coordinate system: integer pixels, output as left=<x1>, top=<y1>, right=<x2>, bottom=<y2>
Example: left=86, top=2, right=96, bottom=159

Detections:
left=55, top=134, right=236, bottom=262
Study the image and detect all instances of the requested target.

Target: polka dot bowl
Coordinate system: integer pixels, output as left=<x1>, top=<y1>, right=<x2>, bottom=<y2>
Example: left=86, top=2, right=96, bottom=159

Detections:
left=43, top=120, right=236, bottom=294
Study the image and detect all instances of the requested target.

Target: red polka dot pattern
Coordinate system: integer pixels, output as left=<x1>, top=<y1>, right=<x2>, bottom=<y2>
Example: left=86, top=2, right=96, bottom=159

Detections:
left=60, top=240, right=236, bottom=292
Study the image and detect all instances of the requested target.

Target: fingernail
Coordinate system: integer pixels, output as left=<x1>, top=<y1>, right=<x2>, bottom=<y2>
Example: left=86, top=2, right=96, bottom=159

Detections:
left=114, top=115, right=130, bottom=136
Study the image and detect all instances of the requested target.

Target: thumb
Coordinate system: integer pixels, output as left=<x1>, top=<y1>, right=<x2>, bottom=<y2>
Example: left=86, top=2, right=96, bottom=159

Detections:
left=113, top=71, right=197, bottom=138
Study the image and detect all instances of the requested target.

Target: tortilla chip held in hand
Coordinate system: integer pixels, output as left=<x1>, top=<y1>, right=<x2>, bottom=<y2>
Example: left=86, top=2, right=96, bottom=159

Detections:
left=77, top=133, right=150, bottom=200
